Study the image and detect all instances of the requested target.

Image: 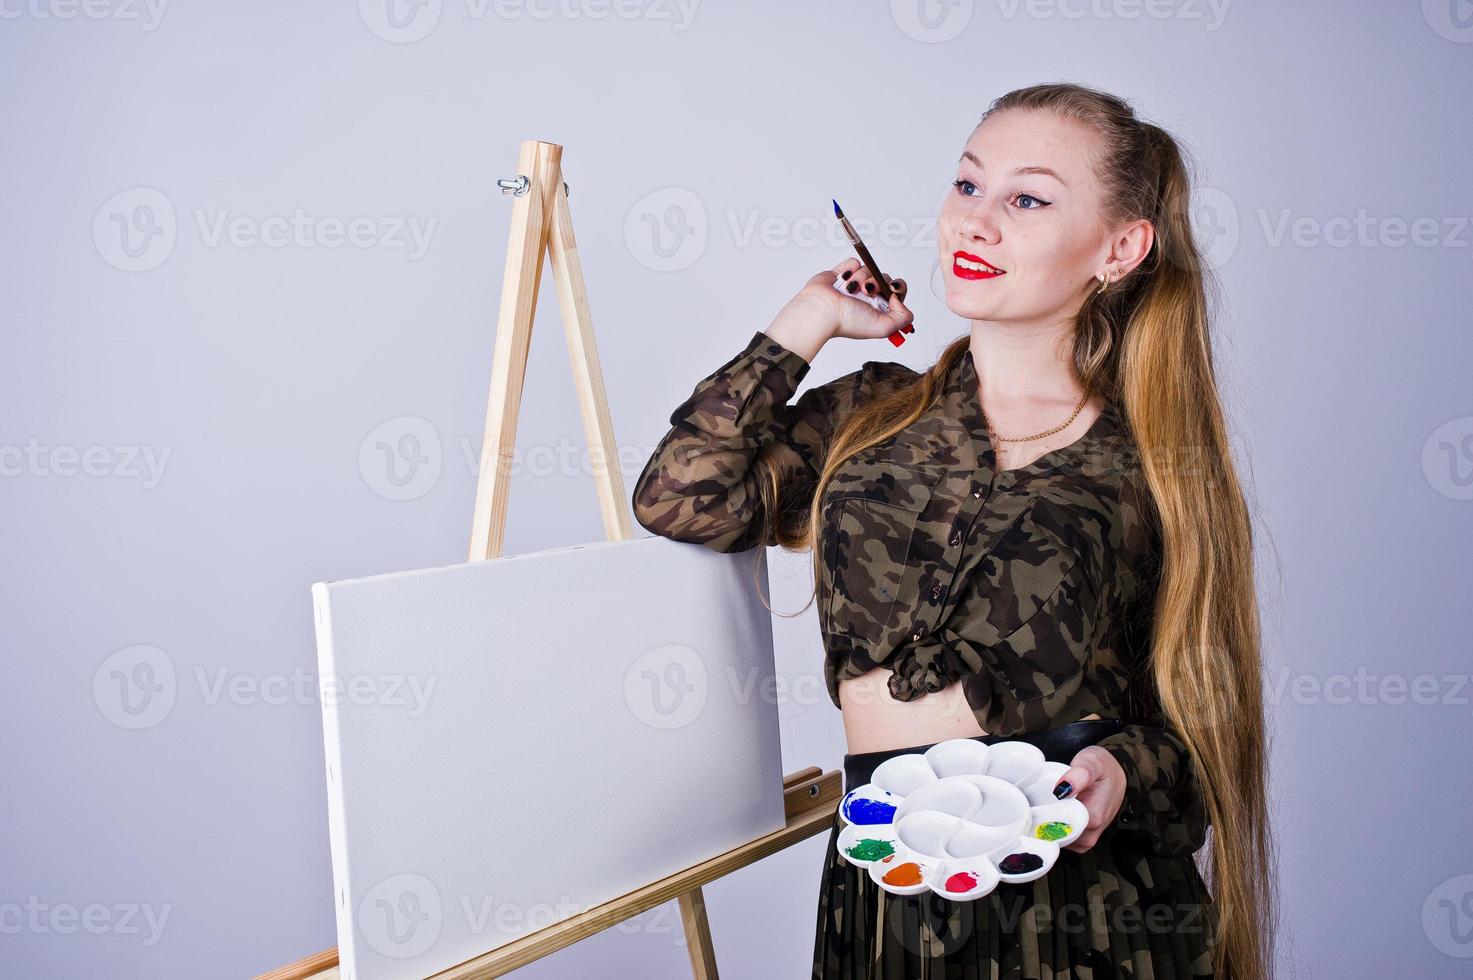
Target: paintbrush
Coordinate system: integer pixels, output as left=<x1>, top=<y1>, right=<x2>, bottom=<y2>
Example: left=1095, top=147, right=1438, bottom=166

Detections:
left=832, top=198, right=915, bottom=347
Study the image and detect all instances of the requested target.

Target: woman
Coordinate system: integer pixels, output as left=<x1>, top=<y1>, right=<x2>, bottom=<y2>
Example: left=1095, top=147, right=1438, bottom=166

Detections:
left=632, top=83, right=1274, bottom=980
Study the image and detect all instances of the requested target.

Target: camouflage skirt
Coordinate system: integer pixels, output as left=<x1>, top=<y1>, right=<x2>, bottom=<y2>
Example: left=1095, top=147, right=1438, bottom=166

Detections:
left=811, top=720, right=1218, bottom=979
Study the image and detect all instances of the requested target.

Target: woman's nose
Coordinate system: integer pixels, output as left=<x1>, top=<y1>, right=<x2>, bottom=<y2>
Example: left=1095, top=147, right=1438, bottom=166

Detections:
left=959, top=204, right=1001, bottom=245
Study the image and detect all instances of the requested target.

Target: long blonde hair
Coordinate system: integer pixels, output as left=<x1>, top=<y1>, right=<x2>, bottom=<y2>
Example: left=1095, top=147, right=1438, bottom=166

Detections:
left=751, top=82, right=1275, bottom=980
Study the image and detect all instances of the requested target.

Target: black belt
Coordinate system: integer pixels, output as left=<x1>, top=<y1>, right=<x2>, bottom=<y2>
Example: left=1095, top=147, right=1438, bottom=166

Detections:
left=842, top=718, right=1126, bottom=791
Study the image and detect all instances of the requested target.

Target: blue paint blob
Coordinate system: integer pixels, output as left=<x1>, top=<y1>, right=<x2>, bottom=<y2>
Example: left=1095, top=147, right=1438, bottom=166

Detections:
left=843, top=795, right=897, bottom=825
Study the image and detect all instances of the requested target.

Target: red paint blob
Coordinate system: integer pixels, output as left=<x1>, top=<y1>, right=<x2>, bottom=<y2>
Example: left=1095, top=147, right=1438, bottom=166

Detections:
left=945, top=871, right=978, bottom=892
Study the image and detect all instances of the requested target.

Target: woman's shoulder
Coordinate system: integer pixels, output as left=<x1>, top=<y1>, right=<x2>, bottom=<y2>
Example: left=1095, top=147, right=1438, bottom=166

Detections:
left=794, top=356, right=922, bottom=420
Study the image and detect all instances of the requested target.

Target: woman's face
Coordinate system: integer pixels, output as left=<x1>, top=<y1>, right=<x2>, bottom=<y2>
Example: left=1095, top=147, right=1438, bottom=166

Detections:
left=937, top=110, right=1123, bottom=326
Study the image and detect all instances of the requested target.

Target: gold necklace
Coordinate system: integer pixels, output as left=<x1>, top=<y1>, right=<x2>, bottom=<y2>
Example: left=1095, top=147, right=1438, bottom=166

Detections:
left=983, top=387, right=1092, bottom=464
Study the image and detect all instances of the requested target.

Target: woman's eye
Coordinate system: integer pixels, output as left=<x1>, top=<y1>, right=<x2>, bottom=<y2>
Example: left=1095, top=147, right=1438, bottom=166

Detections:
left=951, top=180, right=1050, bottom=211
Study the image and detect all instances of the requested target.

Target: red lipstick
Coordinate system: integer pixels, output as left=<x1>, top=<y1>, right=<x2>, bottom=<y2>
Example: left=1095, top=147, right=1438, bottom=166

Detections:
left=953, top=250, right=1005, bottom=280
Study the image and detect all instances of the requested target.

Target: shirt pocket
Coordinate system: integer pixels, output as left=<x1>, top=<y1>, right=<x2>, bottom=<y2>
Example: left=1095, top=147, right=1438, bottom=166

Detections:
left=819, top=455, right=935, bottom=661
left=969, top=505, right=1101, bottom=704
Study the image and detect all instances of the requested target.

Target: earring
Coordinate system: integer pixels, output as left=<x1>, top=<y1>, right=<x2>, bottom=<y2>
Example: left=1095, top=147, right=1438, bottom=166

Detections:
left=1096, top=269, right=1113, bottom=295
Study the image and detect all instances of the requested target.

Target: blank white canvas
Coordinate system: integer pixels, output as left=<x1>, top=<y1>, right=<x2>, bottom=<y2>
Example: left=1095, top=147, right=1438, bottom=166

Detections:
left=311, top=535, right=787, bottom=980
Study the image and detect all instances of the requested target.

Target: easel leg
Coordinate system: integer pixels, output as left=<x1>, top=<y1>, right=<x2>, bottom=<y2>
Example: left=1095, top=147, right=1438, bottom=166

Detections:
left=468, top=140, right=555, bottom=562
left=678, top=886, right=719, bottom=980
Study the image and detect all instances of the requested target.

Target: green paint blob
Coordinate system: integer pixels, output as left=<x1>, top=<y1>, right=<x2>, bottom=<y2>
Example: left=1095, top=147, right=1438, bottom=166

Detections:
left=844, top=837, right=896, bottom=861
left=1034, top=820, right=1072, bottom=841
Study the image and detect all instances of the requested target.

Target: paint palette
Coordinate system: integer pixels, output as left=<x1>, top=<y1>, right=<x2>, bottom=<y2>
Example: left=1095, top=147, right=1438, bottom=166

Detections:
left=835, top=738, right=1089, bottom=901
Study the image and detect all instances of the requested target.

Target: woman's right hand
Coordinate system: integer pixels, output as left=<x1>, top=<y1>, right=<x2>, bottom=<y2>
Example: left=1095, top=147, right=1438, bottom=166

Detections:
left=764, top=259, right=916, bottom=362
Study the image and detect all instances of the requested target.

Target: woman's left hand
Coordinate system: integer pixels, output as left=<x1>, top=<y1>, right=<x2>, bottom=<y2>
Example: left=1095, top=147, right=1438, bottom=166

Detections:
left=1051, top=746, right=1127, bottom=853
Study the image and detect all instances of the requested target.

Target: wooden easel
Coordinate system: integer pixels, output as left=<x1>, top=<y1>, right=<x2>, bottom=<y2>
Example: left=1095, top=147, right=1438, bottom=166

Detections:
left=259, top=140, right=843, bottom=980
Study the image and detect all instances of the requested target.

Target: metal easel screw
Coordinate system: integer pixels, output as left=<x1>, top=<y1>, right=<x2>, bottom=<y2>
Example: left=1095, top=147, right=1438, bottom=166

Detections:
left=496, top=175, right=571, bottom=198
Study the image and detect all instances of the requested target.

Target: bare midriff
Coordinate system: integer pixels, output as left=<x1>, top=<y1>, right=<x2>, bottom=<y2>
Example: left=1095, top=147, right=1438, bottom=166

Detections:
left=839, top=664, right=1100, bottom=754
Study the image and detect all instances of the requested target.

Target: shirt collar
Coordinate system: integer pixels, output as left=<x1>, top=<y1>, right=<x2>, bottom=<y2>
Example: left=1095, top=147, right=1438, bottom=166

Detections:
left=943, top=343, right=1124, bottom=484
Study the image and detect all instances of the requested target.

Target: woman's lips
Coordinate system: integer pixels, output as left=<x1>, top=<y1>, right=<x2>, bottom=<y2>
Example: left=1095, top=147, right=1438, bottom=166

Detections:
left=953, top=250, right=1005, bottom=280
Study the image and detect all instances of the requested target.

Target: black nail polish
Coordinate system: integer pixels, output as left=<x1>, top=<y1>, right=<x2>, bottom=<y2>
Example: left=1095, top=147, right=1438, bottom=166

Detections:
left=1053, top=781, right=1072, bottom=799
left=865, top=282, right=875, bottom=293
left=847, top=281, right=859, bottom=293
left=841, top=270, right=852, bottom=279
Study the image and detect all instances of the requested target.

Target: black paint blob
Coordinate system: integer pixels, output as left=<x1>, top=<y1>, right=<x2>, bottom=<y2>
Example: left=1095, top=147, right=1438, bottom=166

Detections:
left=998, top=851, right=1045, bottom=874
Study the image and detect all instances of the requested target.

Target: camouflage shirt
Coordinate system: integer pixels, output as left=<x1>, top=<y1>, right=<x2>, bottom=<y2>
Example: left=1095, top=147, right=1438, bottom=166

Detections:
left=632, top=329, right=1209, bottom=857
